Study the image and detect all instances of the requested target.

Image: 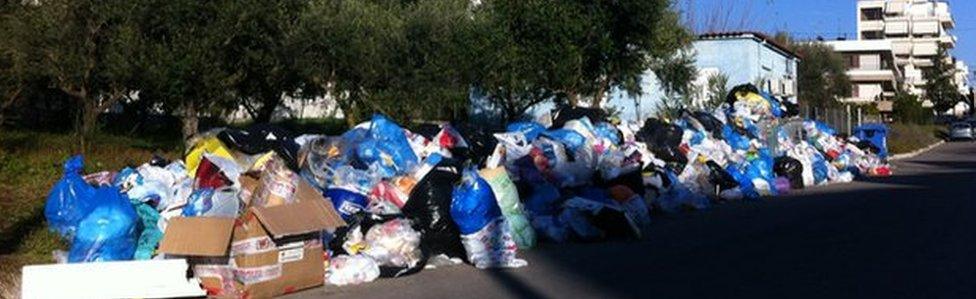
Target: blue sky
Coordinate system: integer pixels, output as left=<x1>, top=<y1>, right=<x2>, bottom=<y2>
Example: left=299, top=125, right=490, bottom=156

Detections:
left=679, top=0, right=976, bottom=80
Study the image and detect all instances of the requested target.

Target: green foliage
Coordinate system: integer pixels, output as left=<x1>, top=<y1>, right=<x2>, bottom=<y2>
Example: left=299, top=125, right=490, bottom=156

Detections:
left=794, top=42, right=852, bottom=109
left=887, top=123, right=942, bottom=154
left=9, top=0, right=143, bottom=136
left=703, top=72, right=729, bottom=110
left=892, top=92, right=931, bottom=125
left=924, top=46, right=962, bottom=114
left=652, top=48, right=698, bottom=113
left=3, top=0, right=693, bottom=129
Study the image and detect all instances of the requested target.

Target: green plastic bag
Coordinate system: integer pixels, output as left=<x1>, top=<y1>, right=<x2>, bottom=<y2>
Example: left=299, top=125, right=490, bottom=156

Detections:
left=479, top=168, right=536, bottom=249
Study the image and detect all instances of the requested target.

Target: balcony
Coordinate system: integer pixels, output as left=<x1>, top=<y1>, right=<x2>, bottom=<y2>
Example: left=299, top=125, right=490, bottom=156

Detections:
left=860, top=20, right=884, bottom=32
left=914, top=58, right=935, bottom=68
left=892, top=41, right=913, bottom=56
left=940, top=34, right=956, bottom=48
left=912, top=41, right=939, bottom=57
left=885, top=20, right=909, bottom=35
left=847, top=69, right=898, bottom=86
left=912, top=19, right=940, bottom=36
left=936, top=2, right=954, bottom=28
left=885, top=1, right=906, bottom=15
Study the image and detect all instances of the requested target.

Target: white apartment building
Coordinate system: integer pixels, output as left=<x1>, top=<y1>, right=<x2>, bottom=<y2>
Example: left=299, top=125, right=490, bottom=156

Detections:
left=856, top=0, right=958, bottom=96
left=824, top=39, right=902, bottom=112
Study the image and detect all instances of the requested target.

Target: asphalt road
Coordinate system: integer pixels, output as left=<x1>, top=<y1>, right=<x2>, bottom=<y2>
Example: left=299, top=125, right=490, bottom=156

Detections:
left=287, top=141, right=976, bottom=299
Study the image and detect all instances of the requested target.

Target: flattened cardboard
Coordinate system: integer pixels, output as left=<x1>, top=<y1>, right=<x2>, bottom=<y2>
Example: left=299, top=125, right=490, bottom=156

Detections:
left=250, top=193, right=345, bottom=239
left=158, top=217, right=236, bottom=256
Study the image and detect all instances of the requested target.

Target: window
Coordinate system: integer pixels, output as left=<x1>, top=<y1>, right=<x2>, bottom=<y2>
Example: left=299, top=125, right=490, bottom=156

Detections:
left=861, top=31, right=884, bottom=40
left=845, top=54, right=860, bottom=69
left=861, top=8, right=883, bottom=21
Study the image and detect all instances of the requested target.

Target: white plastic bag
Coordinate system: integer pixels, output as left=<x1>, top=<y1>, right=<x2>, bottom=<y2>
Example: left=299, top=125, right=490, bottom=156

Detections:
left=459, top=217, right=528, bottom=269
left=325, top=254, right=380, bottom=286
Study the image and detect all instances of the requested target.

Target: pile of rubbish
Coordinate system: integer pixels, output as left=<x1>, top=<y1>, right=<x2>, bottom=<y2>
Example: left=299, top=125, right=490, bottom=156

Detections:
left=40, top=84, right=890, bottom=298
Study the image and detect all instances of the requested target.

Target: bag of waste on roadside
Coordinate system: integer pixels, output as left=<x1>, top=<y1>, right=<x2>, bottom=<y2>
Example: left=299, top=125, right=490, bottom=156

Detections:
left=451, top=167, right=526, bottom=269
left=217, top=124, right=302, bottom=171
left=479, top=167, right=536, bottom=249
left=69, top=187, right=138, bottom=263
left=325, top=254, right=381, bottom=286
left=46, top=155, right=96, bottom=238
left=330, top=213, right=426, bottom=278
left=774, top=156, right=805, bottom=189
left=401, top=157, right=466, bottom=259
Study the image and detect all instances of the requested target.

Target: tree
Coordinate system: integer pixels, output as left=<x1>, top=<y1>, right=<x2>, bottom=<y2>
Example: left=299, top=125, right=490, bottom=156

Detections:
left=924, top=46, right=961, bottom=114
left=703, top=72, right=729, bottom=110
left=794, top=42, right=851, bottom=111
left=220, top=0, right=307, bottom=123
left=0, top=5, right=28, bottom=127
left=891, top=91, right=930, bottom=124
left=135, top=0, right=239, bottom=139
left=652, top=48, right=698, bottom=118
left=577, top=0, right=691, bottom=108
left=10, top=0, right=142, bottom=146
left=473, top=0, right=588, bottom=122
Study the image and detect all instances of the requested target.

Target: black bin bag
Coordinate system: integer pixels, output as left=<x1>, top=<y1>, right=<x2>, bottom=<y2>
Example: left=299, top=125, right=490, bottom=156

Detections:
left=401, top=157, right=467, bottom=260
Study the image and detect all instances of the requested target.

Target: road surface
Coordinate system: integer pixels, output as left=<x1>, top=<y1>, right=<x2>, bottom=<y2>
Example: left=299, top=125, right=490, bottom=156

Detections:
left=287, top=141, right=976, bottom=299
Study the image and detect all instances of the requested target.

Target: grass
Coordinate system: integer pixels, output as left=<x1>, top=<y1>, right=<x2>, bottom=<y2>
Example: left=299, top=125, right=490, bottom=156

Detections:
left=887, top=123, right=944, bottom=155
left=0, top=130, right=179, bottom=296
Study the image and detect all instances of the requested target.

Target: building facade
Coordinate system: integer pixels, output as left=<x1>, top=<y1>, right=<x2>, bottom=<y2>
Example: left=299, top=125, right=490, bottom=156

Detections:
left=605, top=32, right=801, bottom=122
left=856, top=0, right=958, bottom=96
left=823, top=40, right=902, bottom=112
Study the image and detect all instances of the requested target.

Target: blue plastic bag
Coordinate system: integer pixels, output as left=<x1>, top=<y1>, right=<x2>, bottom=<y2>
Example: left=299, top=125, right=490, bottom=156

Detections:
left=525, top=183, right=561, bottom=217
left=507, top=122, right=545, bottom=141
left=69, top=187, right=138, bottom=263
left=722, top=125, right=751, bottom=151
left=761, top=92, right=784, bottom=118
left=45, top=155, right=96, bottom=238
left=541, top=129, right=586, bottom=153
left=451, top=168, right=503, bottom=235
left=326, top=188, right=368, bottom=221
left=593, top=122, right=621, bottom=145
left=725, top=164, right=760, bottom=199
left=812, top=153, right=829, bottom=184
left=356, top=115, right=419, bottom=176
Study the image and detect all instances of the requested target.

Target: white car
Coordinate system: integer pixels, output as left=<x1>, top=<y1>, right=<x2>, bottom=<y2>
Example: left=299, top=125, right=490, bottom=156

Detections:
left=949, top=122, right=973, bottom=141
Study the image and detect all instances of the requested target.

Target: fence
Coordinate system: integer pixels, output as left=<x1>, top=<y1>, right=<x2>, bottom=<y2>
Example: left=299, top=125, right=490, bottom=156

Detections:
left=799, top=105, right=881, bottom=137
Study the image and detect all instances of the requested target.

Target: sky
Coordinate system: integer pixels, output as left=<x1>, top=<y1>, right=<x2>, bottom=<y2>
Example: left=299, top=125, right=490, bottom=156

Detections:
left=679, top=0, right=976, bottom=80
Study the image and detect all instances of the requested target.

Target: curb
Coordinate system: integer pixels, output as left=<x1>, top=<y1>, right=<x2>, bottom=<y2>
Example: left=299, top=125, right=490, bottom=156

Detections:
left=889, top=140, right=945, bottom=161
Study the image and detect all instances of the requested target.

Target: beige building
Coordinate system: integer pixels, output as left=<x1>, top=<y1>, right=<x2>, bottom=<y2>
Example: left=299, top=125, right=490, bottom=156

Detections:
left=824, top=40, right=902, bottom=112
left=856, top=0, right=958, bottom=97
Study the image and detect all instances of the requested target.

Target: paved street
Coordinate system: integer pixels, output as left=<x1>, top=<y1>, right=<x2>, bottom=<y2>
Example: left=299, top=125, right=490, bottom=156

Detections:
left=288, top=141, right=976, bottom=299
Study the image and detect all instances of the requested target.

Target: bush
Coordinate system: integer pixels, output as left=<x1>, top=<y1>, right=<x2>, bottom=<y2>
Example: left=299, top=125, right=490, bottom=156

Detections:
left=887, top=123, right=942, bottom=154
left=892, top=93, right=932, bottom=125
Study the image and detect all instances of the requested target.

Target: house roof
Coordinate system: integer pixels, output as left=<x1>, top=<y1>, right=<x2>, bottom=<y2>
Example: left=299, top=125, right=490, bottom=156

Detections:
left=698, top=31, right=802, bottom=60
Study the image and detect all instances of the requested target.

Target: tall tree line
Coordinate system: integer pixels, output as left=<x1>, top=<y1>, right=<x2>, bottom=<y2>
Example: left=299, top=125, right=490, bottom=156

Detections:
left=0, top=0, right=690, bottom=140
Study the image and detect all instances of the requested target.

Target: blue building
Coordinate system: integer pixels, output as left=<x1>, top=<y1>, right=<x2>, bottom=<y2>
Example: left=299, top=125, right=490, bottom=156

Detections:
left=606, top=31, right=801, bottom=122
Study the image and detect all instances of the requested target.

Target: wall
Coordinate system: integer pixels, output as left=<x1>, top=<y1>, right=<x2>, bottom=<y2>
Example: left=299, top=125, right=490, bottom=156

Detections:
left=604, top=36, right=799, bottom=122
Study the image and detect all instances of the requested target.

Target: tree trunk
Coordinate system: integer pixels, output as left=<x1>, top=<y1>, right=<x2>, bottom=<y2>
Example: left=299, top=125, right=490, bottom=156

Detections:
left=592, top=78, right=610, bottom=108
left=181, top=101, right=199, bottom=142
left=254, top=94, right=281, bottom=123
left=568, top=92, right=580, bottom=107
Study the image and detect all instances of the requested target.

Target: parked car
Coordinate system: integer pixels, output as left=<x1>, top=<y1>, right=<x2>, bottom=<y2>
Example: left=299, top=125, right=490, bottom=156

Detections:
left=949, top=122, right=973, bottom=141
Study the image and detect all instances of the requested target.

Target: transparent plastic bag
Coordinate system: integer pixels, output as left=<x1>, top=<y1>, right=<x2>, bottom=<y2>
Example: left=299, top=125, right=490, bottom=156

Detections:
left=325, top=254, right=381, bottom=286
left=363, top=218, right=423, bottom=269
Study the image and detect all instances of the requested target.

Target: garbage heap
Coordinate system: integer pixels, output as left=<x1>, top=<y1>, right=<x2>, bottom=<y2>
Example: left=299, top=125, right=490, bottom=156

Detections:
left=42, top=84, right=889, bottom=298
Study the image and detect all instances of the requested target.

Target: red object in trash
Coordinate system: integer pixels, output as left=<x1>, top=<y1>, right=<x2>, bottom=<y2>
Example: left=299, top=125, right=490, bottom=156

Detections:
left=870, top=165, right=892, bottom=177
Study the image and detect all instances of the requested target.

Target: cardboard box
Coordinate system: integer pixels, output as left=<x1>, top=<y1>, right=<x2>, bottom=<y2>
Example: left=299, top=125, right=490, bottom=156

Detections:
left=159, top=176, right=345, bottom=299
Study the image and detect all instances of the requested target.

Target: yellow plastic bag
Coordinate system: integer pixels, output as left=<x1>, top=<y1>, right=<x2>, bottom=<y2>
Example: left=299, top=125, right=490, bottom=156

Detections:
left=184, top=137, right=235, bottom=177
